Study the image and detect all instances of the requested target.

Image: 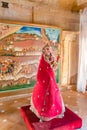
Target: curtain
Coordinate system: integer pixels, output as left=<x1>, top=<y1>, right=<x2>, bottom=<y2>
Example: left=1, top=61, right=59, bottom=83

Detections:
left=77, top=8, right=87, bottom=93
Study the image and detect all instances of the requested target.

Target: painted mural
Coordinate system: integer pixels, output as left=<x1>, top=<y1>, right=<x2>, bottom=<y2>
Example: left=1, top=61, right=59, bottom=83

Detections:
left=0, top=22, right=61, bottom=92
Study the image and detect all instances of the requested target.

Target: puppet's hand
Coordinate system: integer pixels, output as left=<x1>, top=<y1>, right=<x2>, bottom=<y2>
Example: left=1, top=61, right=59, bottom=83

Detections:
left=57, top=55, right=60, bottom=62
left=52, top=61, right=58, bottom=70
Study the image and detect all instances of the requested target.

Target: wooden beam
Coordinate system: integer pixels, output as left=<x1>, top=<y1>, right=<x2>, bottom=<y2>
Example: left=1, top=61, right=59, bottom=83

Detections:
left=77, top=2, right=87, bottom=11
left=77, top=0, right=87, bottom=5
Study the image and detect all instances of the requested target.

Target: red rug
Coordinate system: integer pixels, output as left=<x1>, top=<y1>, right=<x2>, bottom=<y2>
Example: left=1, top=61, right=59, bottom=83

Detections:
left=20, top=105, right=82, bottom=130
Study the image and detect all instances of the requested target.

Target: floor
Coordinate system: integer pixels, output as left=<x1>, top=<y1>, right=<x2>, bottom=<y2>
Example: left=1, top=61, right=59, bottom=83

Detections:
left=0, top=86, right=87, bottom=130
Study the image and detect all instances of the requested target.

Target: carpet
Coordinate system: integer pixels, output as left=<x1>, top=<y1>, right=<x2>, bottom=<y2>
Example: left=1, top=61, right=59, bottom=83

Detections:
left=20, top=105, right=82, bottom=130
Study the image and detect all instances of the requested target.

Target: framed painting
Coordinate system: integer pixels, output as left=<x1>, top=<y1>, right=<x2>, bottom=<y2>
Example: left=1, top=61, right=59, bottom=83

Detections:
left=0, top=20, right=61, bottom=92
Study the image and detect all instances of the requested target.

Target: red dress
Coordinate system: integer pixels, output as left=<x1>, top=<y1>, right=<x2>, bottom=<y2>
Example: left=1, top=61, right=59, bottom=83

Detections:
left=30, top=54, right=65, bottom=121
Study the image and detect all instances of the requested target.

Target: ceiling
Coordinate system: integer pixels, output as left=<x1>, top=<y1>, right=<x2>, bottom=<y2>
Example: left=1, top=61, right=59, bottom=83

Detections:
left=26, top=0, right=87, bottom=12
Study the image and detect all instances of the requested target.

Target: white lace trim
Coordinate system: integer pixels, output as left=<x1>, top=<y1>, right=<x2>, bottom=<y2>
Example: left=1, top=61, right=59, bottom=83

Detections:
left=30, top=97, right=65, bottom=121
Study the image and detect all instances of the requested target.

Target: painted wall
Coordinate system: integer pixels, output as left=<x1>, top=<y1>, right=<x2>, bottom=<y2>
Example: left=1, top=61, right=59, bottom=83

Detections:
left=0, top=22, right=61, bottom=91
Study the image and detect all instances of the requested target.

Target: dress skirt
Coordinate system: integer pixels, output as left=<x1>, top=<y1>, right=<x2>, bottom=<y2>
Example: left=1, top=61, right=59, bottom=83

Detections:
left=30, top=54, right=65, bottom=121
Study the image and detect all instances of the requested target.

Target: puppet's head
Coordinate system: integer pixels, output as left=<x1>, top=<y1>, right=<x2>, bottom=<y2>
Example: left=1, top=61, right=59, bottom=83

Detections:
left=42, top=43, right=58, bottom=69
left=42, top=43, right=52, bottom=56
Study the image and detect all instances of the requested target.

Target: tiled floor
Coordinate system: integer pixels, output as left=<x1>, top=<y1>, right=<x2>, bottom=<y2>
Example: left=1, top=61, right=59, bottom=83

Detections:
left=0, top=87, right=87, bottom=130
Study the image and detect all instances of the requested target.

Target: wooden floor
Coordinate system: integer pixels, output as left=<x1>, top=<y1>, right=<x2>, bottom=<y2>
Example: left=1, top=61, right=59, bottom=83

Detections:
left=0, top=86, right=87, bottom=130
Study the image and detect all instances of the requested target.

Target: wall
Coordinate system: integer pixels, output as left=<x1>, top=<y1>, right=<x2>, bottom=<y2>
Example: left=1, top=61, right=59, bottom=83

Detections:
left=0, top=0, right=79, bottom=31
left=61, top=31, right=79, bottom=86
left=0, top=0, right=80, bottom=87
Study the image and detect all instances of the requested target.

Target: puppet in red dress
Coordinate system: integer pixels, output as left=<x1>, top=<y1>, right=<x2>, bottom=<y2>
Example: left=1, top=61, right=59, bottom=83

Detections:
left=30, top=44, right=65, bottom=121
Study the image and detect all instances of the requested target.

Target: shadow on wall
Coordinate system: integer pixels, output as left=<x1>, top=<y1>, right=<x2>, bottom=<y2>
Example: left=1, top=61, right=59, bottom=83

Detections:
left=69, top=73, right=77, bottom=85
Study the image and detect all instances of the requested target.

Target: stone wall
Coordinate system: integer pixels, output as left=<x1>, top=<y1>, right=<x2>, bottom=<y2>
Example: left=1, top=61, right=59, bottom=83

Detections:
left=0, top=0, right=79, bottom=31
